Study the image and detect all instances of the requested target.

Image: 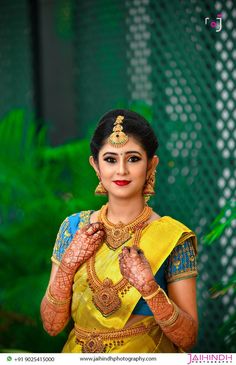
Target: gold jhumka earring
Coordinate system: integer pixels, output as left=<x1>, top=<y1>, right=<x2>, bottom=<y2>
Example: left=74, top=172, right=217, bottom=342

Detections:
left=95, top=181, right=107, bottom=195
left=143, top=170, right=156, bottom=202
left=95, top=175, right=108, bottom=195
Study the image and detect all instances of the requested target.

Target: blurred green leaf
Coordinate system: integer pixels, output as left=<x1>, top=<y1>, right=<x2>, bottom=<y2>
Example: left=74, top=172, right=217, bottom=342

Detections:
left=210, top=273, right=236, bottom=298
left=204, top=199, right=236, bottom=349
left=203, top=200, right=236, bottom=245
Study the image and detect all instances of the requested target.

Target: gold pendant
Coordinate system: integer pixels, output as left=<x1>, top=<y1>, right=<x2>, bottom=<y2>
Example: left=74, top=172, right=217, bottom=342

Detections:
left=92, top=278, right=121, bottom=316
left=106, top=223, right=131, bottom=249
left=82, top=335, right=105, bottom=353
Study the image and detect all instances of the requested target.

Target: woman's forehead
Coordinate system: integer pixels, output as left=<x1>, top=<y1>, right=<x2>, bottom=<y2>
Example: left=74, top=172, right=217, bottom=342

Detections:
left=99, top=136, right=145, bottom=155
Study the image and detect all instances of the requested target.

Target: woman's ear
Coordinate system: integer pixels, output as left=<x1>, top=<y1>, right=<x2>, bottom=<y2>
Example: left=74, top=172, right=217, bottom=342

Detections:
left=147, top=155, right=159, bottom=175
left=89, top=156, right=100, bottom=175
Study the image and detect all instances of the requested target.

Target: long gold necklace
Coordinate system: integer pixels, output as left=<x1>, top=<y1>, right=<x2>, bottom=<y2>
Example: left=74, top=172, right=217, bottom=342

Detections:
left=99, top=203, right=153, bottom=250
left=87, top=225, right=146, bottom=317
left=87, top=204, right=152, bottom=317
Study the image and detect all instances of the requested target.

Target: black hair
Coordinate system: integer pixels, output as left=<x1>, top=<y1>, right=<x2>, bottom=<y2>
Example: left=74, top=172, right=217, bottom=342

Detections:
left=90, top=109, right=158, bottom=162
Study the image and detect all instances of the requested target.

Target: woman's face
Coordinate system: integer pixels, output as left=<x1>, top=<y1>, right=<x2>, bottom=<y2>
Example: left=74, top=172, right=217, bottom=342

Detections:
left=90, top=136, right=158, bottom=200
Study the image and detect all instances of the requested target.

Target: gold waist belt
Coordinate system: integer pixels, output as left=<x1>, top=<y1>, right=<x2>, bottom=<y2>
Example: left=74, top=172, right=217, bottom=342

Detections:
left=74, top=322, right=157, bottom=353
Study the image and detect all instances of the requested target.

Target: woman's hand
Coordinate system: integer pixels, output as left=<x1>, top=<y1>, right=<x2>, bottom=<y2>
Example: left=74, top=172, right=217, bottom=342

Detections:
left=119, top=246, right=158, bottom=297
left=61, top=222, right=105, bottom=271
left=41, top=223, right=104, bottom=337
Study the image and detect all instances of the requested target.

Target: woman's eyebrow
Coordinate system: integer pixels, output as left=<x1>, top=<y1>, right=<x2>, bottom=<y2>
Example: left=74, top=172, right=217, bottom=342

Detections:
left=102, top=151, right=142, bottom=157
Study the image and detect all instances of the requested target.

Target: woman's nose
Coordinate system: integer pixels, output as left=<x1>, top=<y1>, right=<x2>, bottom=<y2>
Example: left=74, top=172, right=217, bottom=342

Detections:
left=117, top=160, right=128, bottom=175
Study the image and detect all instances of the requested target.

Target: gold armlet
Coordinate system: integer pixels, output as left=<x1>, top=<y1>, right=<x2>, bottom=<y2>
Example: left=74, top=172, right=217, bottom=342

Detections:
left=157, top=302, right=179, bottom=327
left=143, top=286, right=161, bottom=300
left=46, top=286, right=71, bottom=306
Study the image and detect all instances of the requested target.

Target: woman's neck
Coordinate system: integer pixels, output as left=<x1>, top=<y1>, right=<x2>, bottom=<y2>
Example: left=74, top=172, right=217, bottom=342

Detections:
left=106, top=196, right=145, bottom=224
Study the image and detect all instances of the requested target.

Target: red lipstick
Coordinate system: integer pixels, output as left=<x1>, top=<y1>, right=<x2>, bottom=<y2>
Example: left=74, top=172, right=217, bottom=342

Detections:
left=113, top=180, right=131, bottom=186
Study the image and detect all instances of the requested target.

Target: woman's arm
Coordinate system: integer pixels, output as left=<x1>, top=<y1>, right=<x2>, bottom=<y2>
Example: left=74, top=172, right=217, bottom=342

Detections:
left=119, top=246, right=198, bottom=351
left=145, top=277, right=198, bottom=351
left=40, top=263, right=73, bottom=336
left=40, top=222, right=105, bottom=336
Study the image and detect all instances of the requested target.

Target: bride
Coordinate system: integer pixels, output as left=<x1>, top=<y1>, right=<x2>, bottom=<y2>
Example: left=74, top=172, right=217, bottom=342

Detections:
left=40, top=109, right=198, bottom=353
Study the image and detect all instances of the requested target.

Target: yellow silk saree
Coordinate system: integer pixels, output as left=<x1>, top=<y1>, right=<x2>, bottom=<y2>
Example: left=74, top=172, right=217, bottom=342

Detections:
left=60, top=215, right=196, bottom=353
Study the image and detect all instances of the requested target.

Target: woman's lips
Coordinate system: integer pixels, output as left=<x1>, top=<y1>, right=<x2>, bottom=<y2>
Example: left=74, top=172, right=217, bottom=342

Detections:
left=113, top=180, right=131, bottom=186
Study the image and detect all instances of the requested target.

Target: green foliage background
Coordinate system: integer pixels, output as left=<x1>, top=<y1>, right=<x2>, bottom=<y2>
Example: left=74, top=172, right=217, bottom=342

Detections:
left=203, top=199, right=236, bottom=350
left=0, top=109, right=105, bottom=352
left=1, top=0, right=235, bottom=354
left=1, top=109, right=235, bottom=353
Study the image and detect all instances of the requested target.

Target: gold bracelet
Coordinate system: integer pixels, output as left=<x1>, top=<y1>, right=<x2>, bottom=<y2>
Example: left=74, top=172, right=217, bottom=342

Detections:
left=143, top=286, right=161, bottom=300
left=46, top=286, right=71, bottom=306
left=157, top=302, right=179, bottom=327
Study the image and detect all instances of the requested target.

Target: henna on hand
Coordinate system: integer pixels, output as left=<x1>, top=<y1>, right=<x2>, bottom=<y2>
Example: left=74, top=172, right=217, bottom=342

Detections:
left=119, top=245, right=197, bottom=350
left=119, top=246, right=158, bottom=296
left=162, top=308, right=198, bottom=350
left=62, top=222, right=105, bottom=271
left=41, top=222, right=105, bottom=336
left=41, top=265, right=74, bottom=336
left=40, top=295, right=71, bottom=336
left=146, top=291, right=198, bottom=350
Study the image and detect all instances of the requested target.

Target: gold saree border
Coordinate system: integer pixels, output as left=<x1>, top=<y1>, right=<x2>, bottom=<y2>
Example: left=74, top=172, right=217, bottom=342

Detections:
left=74, top=321, right=159, bottom=353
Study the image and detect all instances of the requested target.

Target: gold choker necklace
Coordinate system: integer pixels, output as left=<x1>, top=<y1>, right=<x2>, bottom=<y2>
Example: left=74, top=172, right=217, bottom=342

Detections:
left=98, top=203, right=153, bottom=250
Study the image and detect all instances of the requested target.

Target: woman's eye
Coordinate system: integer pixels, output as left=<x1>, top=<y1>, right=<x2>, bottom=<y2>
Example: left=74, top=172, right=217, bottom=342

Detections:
left=128, top=156, right=141, bottom=162
left=104, top=157, right=116, bottom=163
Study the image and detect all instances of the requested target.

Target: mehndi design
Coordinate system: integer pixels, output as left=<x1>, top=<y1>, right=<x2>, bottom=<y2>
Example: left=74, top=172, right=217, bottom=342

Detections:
left=41, top=223, right=105, bottom=336
left=119, top=245, right=197, bottom=350
left=146, top=291, right=198, bottom=350
left=119, top=246, right=158, bottom=296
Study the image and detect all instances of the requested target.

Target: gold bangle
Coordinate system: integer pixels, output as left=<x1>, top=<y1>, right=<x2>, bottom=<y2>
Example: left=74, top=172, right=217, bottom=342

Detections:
left=159, top=287, right=171, bottom=304
left=143, top=286, right=161, bottom=300
left=157, top=302, right=179, bottom=327
left=46, top=286, right=71, bottom=306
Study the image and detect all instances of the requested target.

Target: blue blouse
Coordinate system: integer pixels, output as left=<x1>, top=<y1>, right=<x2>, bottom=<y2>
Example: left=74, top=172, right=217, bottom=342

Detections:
left=52, top=211, right=198, bottom=316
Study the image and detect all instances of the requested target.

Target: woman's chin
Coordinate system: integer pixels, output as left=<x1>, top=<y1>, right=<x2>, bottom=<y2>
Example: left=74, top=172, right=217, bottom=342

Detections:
left=108, top=189, right=142, bottom=200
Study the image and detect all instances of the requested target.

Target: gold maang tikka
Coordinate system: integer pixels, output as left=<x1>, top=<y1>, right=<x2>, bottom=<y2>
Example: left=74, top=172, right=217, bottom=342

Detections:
left=108, top=115, right=129, bottom=147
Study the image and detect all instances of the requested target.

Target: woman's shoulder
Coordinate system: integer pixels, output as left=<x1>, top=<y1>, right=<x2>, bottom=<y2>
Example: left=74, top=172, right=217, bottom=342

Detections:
left=65, top=209, right=94, bottom=233
left=151, top=213, right=192, bottom=231
left=149, top=211, right=161, bottom=223
left=150, top=213, right=197, bottom=251
left=51, top=209, right=94, bottom=264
